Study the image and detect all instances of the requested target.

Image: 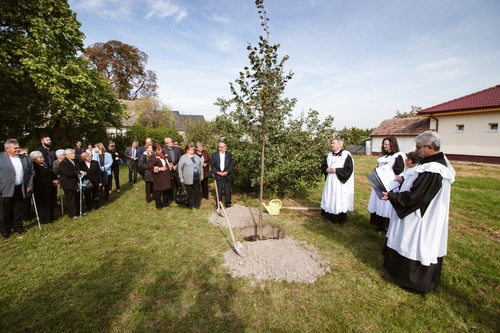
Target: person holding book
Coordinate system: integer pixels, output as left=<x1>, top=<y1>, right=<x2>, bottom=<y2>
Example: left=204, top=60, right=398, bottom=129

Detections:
left=367, top=136, right=405, bottom=232
left=320, top=137, right=354, bottom=224
left=380, top=131, right=455, bottom=294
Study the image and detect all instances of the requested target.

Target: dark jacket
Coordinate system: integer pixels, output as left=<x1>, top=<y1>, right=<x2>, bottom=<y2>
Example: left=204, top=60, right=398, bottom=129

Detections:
left=211, top=151, right=234, bottom=180
left=59, top=158, right=81, bottom=191
left=79, top=160, right=103, bottom=187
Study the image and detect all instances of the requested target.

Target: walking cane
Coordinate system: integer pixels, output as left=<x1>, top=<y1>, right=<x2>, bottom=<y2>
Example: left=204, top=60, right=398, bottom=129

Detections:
left=32, top=194, right=42, bottom=231
left=78, top=174, right=84, bottom=217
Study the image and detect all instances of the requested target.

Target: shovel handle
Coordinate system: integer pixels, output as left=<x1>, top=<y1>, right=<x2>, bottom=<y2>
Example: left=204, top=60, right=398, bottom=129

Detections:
left=220, top=202, right=237, bottom=244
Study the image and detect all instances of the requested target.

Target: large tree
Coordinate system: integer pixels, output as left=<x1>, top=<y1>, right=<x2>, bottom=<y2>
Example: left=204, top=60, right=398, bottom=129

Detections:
left=83, top=40, right=158, bottom=100
left=0, top=0, right=126, bottom=142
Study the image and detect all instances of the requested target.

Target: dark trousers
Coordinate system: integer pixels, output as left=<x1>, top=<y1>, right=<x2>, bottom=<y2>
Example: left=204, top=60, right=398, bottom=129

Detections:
left=83, top=187, right=99, bottom=212
left=110, top=165, right=120, bottom=191
left=33, top=189, right=55, bottom=223
left=145, top=181, right=154, bottom=203
left=185, top=182, right=201, bottom=209
left=215, top=177, right=232, bottom=206
left=167, top=171, right=180, bottom=201
left=153, top=189, right=169, bottom=209
left=0, top=185, right=25, bottom=235
left=200, top=177, right=209, bottom=199
left=128, top=161, right=138, bottom=183
left=63, top=189, right=80, bottom=218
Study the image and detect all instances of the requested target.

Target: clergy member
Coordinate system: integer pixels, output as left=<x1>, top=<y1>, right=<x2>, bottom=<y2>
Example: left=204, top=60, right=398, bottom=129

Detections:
left=381, top=130, right=455, bottom=294
left=320, top=137, right=354, bottom=224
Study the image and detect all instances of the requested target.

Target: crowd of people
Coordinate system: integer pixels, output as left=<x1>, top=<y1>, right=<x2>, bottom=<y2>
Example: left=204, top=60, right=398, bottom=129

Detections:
left=0, top=136, right=234, bottom=235
left=1, top=131, right=455, bottom=295
left=320, top=131, right=455, bottom=294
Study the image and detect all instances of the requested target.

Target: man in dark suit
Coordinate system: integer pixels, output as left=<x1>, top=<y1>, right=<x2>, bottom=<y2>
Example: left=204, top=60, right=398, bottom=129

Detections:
left=73, top=140, right=85, bottom=161
left=162, top=137, right=182, bottom=201
left=0, top=139, right=35, bottom=239
left=125, top=141, right=139, bottom=186
left=211, top=142, right=234, bottom=208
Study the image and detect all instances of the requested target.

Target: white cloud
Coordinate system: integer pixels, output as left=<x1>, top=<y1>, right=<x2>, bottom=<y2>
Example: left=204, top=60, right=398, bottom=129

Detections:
left=209, top=14, right=230, bottom=24
left=145, top=0, right=187, bottom=21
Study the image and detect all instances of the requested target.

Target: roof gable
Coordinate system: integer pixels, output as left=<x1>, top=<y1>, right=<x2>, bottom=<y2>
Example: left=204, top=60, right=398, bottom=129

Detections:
left=419, top=84, right=500, bottom=114
left=370, top=117, right=430, bottom=137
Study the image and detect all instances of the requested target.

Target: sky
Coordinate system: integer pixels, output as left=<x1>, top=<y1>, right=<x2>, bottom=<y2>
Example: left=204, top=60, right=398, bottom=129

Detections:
left=68, top=0, right=500, bottom=130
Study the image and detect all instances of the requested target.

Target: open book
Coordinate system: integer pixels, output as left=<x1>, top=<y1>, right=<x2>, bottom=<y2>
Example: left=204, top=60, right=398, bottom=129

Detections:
left=366, top=164, right=400, bottom=198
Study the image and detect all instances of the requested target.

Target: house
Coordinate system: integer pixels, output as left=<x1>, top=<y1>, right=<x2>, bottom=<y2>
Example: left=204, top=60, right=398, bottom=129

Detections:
left=418, top=84, right=500, bottom=164
left=370, top=117, right=430, bottom=155
left=106, top=100, right=206, bottom=138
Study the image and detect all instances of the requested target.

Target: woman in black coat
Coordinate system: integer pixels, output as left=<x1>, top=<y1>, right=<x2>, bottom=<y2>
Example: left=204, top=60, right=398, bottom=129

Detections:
left=147, top=143, right=172, bottom=209
left=79, top=152, right=103, bottom=212
left=59, top=149, right=84, bottom=219
left=30, top=151, right=58, bottom=223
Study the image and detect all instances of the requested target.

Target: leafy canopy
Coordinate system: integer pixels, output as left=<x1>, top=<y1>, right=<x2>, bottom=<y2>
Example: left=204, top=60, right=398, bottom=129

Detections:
left=84, top=40, right=158, bottom=100
left=0, top=0, right=127, bottom=143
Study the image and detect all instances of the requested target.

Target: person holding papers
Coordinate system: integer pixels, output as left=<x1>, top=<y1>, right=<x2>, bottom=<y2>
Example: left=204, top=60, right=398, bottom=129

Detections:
left=320, top=137, right=354, bottom=224
left=367, top=137, right=405, bottom=232
left=380, top=131, right=455, bottom=294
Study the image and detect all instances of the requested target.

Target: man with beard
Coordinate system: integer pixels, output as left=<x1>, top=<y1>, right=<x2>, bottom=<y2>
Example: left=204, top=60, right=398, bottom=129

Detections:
left=38, top=135, right=58, bottom=207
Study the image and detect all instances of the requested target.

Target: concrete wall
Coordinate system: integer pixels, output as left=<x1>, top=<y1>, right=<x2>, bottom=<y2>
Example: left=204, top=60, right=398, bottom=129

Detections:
left=435, top=111, right=500, bottom=156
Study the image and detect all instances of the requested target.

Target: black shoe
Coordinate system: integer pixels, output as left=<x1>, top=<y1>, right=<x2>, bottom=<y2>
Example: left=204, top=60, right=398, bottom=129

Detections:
left=15, top=229, right=26, bottom=235
left=225, top=203, right=231, bottom=208
left=1, top=233, right=10, bottom=240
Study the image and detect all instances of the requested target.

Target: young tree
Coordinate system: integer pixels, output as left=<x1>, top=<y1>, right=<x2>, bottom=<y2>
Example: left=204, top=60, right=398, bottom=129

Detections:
left=83, top=40, right=158, bottom=100
left=215, top=0, right=335, bottom=238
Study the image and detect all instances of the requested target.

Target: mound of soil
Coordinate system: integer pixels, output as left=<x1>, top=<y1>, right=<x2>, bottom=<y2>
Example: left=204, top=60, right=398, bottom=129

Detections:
left=209, top=204, right=331, bottom=283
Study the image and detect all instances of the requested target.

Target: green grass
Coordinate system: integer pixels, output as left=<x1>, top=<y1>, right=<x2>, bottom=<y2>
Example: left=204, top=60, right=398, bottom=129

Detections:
left=1, top=158, right=499, bottom=332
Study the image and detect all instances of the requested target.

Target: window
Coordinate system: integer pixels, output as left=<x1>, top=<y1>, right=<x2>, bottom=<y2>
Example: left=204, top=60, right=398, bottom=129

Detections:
left=456, top=124, right=464, bottom=132
left=488, top=123, right=498, bottom=132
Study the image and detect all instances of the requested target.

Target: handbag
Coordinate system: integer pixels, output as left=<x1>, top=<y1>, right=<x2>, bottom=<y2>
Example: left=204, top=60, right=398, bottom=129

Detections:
left=175, top=184, right=188, bottom=206
left=82, top=179, right=93, bottom=192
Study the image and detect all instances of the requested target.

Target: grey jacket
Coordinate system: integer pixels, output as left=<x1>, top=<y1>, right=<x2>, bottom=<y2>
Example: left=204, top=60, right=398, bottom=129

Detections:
left=178, top=154, right=203, bottom=185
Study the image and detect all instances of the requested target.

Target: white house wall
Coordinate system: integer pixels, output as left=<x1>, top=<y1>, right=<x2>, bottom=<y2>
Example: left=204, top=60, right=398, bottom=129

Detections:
left=436, top=111, right=500, bottom=157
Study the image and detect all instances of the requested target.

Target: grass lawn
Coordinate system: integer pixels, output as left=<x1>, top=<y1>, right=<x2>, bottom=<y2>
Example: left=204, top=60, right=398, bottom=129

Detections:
left=1, top=157, right=499, bottom=332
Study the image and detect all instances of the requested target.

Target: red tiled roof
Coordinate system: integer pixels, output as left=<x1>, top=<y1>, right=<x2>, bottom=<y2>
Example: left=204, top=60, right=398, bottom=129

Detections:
left=419, top=85, right=500, bottom=114
left=370, top=117, right=430, bottom=137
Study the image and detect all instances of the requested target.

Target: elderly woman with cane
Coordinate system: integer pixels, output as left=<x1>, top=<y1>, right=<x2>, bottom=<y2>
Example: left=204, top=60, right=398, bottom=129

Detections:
left=30, top=151, right=58, bottom=224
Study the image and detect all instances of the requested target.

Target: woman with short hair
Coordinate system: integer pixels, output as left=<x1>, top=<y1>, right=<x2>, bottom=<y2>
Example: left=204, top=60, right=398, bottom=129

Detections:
left=30, top=151, right=58, bottom=223
left=59, top=149, right=84, bottom=219
left=178, top=144, right=204, bottom=209
left=80, top=152, right=103, bottom=212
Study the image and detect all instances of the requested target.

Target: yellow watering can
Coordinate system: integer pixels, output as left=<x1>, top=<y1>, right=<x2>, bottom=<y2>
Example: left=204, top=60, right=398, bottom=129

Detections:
left=263, top=199, right=282, bottom=216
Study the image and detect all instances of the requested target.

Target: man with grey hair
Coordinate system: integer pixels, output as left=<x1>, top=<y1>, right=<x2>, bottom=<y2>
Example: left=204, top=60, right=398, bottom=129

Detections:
left=162, top=137, right=182, bottom=201
left=0, top=139, right=35, bottom=238
left=381, top=130, right=455, bottom=294
left=320, top=137, right=354, bottom=224
left=125, top=140, right=139, bottom=186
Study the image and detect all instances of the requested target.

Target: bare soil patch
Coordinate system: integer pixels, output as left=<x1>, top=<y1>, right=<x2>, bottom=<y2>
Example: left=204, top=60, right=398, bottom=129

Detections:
left=208, top=204, right=331, bottom=283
